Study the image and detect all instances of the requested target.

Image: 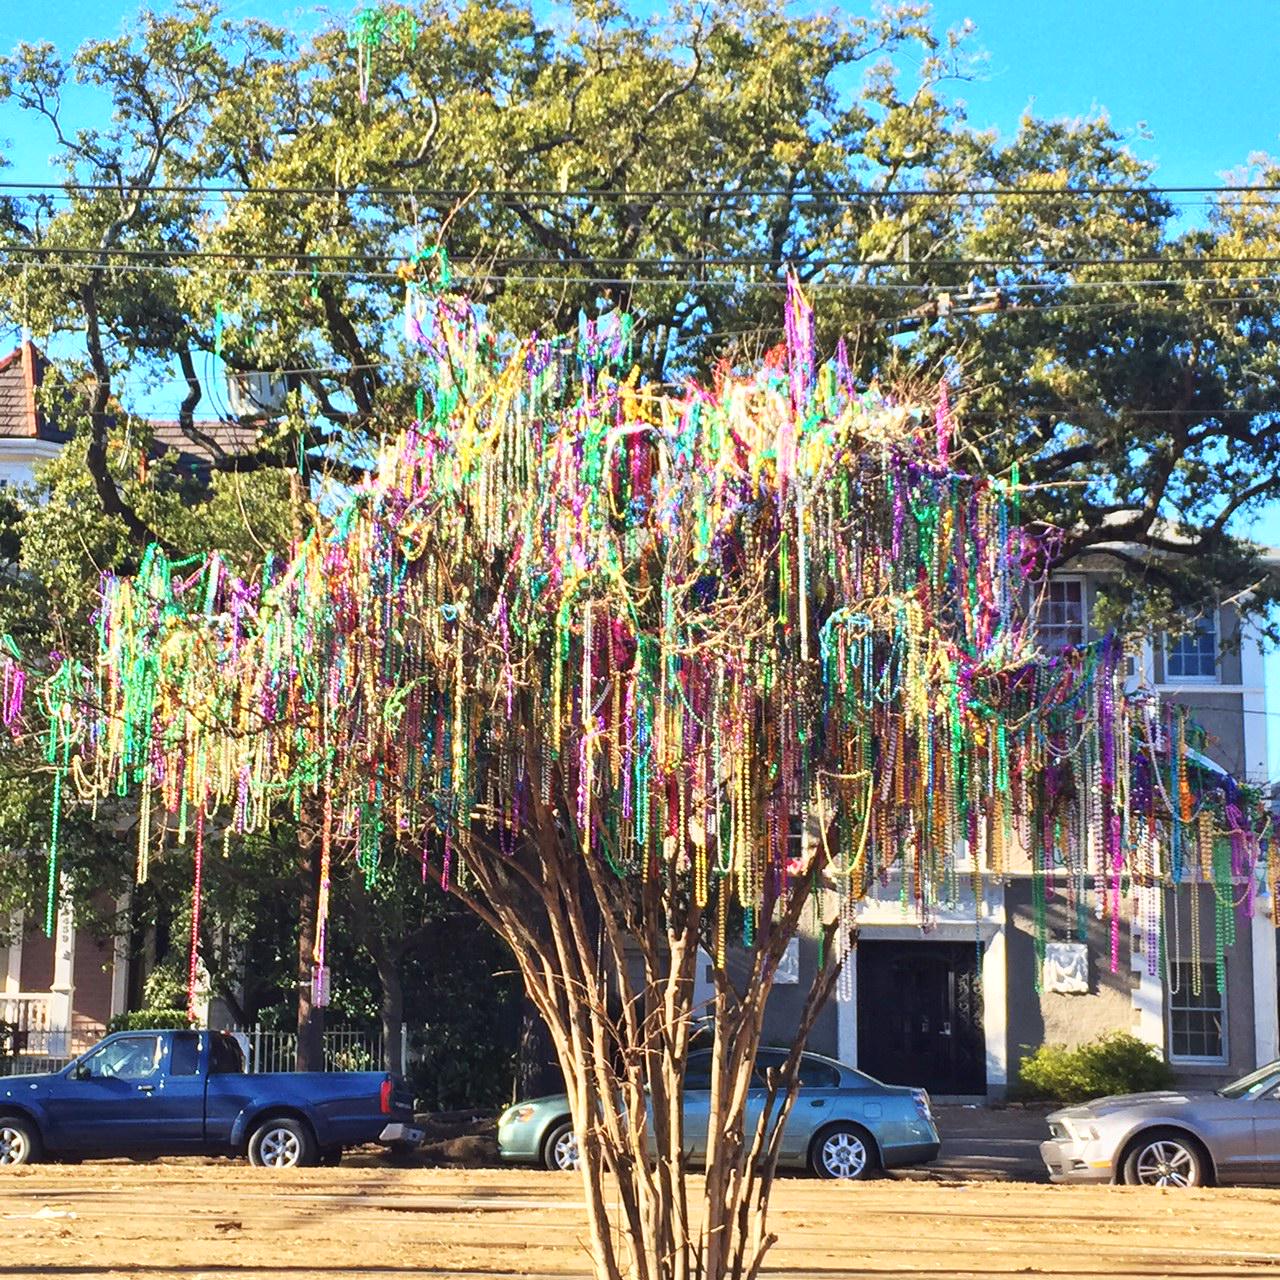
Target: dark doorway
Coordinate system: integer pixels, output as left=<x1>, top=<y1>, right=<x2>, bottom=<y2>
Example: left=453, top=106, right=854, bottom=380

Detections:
left=856, top=941, right=986, bottom=1095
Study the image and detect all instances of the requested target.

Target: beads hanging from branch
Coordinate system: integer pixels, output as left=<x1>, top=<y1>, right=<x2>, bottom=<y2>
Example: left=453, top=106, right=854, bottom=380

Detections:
left=6, top=278, right=1272, bottom=1017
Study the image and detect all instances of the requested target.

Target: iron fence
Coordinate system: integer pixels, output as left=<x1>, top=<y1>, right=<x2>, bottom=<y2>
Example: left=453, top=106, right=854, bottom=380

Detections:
left=0, top=1024, right=405, bottom=1077
left=230, top=1025, right=404, bottom=1075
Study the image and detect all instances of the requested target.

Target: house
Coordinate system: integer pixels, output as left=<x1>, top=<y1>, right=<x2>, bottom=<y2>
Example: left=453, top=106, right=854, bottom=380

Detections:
left=0, top=341, right=258, bottom=1058
left=739, top=557, right=1277, bottom=1101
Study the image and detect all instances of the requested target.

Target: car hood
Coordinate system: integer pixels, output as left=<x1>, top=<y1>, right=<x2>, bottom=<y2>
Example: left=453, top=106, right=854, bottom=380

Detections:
left=0, top=1071, right=59, bottom=1093
left=1051, top=1090, right=1216, bottom=1121
left=503, top=1093, right=569, bottom=1114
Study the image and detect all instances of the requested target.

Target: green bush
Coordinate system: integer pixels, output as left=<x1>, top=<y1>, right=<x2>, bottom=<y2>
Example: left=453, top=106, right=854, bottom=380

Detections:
left=107, top=1009, right=193, bottom=1033
left=1018, top=1032, right=1175, bottom=1103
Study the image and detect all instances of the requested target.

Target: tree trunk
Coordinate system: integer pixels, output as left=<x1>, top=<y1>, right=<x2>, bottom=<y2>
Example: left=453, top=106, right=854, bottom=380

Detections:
left=296, top=837, right=325, bottom=1071
left=374, top=944, right=405, bottom=1076
left=515, top=997, right=563, bottom=1100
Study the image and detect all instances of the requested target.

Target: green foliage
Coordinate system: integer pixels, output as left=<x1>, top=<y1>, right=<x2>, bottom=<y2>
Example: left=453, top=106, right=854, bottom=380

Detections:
left=107, top=1009, right=193, bottom=1032
left=1017, top=1032, right=1175, bottom=1103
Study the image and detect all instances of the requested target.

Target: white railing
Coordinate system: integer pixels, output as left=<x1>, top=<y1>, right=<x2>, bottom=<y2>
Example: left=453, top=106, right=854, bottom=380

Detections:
left=232, top=1025, right=404, bottom=1075
left=0, top=993, right=54, bottom=1033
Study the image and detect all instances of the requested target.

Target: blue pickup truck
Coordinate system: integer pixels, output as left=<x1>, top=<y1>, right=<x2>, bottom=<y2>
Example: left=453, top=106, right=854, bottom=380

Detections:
left=0, top=1028, right=421, bottom=1168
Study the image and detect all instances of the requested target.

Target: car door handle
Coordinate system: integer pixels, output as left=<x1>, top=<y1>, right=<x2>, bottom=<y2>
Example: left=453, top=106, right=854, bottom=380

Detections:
left=810, top=1099, right=825, bottom=1107
left=137, top=1084, right=156, bottom=1094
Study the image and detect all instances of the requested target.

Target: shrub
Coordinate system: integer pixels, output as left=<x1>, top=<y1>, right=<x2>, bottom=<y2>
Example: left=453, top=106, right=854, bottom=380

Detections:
left=1018, top=1032, right=1175, bottom=1102
left=107, top=1009, right=193, bottom=1033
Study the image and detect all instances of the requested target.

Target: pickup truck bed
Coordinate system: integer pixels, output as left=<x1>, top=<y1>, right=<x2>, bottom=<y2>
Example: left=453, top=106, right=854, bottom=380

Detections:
left=0, top=1028, right=421, bottom=1168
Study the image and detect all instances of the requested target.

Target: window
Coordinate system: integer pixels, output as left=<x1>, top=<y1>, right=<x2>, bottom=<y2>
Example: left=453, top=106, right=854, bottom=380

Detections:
left=1168, top=961, right=1226, bottom=1062
left=1165, top=614, right=1218, bottom=682
left=751, top=1050, right=840, bottom=1089
left=209, top=1033, right=245, bottom=1075
left=169, top=1032, right=200, bottom=1076
left=76, top=1034, right=163, bottom=1081
left=1038, top=578, right=1086, bottom=651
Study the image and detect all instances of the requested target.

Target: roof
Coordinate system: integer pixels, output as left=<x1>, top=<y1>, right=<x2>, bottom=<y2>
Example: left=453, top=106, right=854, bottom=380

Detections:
left=147, top=420, right=260, bottom=468
left=0, top=343, right=260, bottom=469
left=0, top=342, right=64, bottom=443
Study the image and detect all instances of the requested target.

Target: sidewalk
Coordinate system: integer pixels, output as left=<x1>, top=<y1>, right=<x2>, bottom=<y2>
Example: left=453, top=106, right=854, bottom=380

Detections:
left=892, top=1102, right=1054, bottom=1182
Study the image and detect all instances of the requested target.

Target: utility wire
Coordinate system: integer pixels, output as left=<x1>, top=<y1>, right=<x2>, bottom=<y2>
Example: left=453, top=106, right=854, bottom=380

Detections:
left=5, top=180, right=1280, bottom=199
left=11, top=246, right=1280, bottom=273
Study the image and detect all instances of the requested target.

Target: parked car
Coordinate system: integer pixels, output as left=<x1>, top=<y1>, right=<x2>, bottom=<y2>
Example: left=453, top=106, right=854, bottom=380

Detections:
left=498, top=1047, right=939, bottom=1179
left=1039, top=1058, right=1280, bottom=1186
left=0, top=1028, right=421, bottom=1168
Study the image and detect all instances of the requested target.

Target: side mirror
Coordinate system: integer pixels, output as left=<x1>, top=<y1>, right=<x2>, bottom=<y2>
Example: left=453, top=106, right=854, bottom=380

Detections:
left=72, top=1063, right=90, bottom=1081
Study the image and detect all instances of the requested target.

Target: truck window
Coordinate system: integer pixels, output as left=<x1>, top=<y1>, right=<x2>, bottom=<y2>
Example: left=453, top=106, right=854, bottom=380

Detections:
left=209, top=1033, right=245, bottom=1075
left=170, top=1032, right=200, bottom=1076
left=78, top=1034, right=163, bottom=1081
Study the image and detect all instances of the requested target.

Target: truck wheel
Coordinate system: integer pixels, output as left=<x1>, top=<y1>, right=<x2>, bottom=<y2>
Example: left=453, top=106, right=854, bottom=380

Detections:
left=247, top=1117, right=317, bottom=1169
left=0, top=1117, right=40, bottom=1167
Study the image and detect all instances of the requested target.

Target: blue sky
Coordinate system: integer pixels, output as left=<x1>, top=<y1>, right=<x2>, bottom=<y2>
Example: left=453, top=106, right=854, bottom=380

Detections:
left=3, top=1, right=1280, bottom=766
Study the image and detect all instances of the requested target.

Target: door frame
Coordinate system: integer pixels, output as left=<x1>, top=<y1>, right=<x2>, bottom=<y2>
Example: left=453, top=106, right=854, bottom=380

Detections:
left=838, top=898, right=1007, bottom=1098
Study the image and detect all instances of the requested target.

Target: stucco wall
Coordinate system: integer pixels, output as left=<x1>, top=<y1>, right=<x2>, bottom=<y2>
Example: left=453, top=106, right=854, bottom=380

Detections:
left=746, top=934, right=840, bottom=1059
left=1005, top=878, right=1137, bottom=1087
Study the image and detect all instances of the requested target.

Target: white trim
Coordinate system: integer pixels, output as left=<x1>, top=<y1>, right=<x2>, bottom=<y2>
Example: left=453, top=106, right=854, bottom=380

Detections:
left=1238, top=615, right=1269, bottom=787
left=982, top=917, right=1008, bottom=1090
left=1251, top=905, right=1279, bottom=1068
left=1130, top=895, right=1165, bottom=1053
left=2, top=911, right=22, bottom=994
left=1155, top=684, right=1263, bottom=695
left=836, top=947, right=857, bottom=1069
left=110, top=893, right=131, bottom=1020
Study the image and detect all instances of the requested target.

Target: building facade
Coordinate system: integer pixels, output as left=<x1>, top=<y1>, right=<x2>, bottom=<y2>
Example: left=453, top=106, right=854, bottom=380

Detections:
left=751, top=568, right=1277, bottom=1100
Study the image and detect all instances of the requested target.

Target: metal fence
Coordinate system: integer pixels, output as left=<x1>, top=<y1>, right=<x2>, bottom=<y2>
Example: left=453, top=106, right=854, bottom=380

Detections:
left=232, top=1025, right=400, bottom=1075
left=0, top=1024, right=402, bottom=1077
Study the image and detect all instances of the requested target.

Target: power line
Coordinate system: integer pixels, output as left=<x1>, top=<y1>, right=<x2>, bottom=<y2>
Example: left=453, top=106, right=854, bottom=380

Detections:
left=11, top=245, right=1280, bottom=274
left=5, top=180, right=1280, bottom=200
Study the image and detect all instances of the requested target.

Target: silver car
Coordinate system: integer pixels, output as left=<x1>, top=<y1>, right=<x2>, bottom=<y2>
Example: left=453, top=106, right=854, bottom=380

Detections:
left=1040, top=1060, right=1280, bottom=1186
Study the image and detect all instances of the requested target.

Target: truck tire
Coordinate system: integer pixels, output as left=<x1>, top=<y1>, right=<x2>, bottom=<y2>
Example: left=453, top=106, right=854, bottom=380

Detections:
left=0, top=1116, right=41, bottom=1167
left=247, top=1117, right=317, bottom=1169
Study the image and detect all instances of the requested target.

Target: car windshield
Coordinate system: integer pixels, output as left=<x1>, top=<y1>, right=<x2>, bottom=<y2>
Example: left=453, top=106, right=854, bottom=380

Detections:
left=1217, top=1060, right=1280, bottom=1099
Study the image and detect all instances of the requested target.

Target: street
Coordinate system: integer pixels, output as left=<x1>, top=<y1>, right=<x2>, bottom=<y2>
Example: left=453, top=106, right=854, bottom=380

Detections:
left=5, top=1162, right=1280, bottom=1279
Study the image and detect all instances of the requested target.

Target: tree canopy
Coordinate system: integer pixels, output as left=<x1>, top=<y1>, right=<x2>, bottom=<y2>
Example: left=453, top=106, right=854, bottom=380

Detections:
left=0, top=0, right=1277, bottom=630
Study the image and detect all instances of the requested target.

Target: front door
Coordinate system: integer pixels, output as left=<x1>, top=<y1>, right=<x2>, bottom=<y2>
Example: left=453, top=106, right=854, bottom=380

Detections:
left=856, top=941, right=986, bottom=1095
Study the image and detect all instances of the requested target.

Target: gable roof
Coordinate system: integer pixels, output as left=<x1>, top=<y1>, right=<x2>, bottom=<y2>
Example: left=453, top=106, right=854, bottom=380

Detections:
left=0, top=343, right=259, bottom=469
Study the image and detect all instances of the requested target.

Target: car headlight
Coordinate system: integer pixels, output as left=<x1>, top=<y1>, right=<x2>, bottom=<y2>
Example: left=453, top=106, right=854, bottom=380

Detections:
left=1064, top=1119, right=1100, bottom=1143
left=501, top=1104, right=537, bottom=1125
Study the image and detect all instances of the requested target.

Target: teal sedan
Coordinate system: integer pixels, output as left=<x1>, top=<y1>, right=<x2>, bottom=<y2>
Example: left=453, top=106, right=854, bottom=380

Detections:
left=497, top=1048, right=939, bottom=1179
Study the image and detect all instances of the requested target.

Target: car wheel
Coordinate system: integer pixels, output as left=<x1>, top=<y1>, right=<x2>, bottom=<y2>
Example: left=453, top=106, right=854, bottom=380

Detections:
left=1122, top=1129, right=1207, bottom=1188
left=247, top=1117, right=317, bottom=1169
left=542, top=1120, right=580, bottom=1172
left=809, top=1123, right=878, bottom=1180
left=0, top=1117, right=40, bottom=1167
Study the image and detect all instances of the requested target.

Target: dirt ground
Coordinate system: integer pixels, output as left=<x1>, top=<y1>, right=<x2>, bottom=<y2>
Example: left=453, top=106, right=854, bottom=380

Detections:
left=4, top=1161, right=1280, bottom=1279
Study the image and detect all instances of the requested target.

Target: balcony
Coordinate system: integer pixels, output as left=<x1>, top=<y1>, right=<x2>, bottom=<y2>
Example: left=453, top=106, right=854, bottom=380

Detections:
left=0, top=992, right=73, bottom=1058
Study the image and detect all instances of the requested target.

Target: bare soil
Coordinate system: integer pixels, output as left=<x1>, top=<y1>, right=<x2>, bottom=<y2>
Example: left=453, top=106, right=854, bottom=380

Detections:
left=4, top=1161, right=1280, bottom=1279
